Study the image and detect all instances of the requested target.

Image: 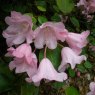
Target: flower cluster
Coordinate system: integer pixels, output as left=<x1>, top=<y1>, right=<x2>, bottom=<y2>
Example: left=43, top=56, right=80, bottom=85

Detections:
left=3, top=11, right=90, bottom=86
left=77, top=0, right=95, bottom=20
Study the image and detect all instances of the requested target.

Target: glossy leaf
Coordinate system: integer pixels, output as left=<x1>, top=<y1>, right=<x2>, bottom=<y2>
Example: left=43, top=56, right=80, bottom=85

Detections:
left=21, top=83, right=39, bottom=95
left=56, top=0, right=74, bottom=14
left=70, top=17, right=80, bottom=28
left=84, top=61, right=93, bottom=69
left=38, top=16, right=48, bottom=24
left=65, top=86, right=80, bottom=95
left=68, top=68, right=76, bottom=78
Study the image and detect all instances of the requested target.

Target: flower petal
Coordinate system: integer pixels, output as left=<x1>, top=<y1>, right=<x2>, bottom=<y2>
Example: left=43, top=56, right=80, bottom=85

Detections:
left=32, top=58, right=67, bottom=85
left=58, top=47, right=86, bottom=72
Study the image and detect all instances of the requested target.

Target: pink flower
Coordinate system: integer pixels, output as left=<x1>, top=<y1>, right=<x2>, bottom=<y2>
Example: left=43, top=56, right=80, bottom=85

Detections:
left=58, top=47, right=86, bottom=72
left=77, top=0, right=95, bottom=16
left=9, top=57, right=37, bottom=78
left=77, top=0, right=87, bottom=7
left=66, top=30, right=90, bottom=54
left=88, top=0, right=95, bottom=13
left=12, top=44, right=33, bottom=64
left=34, top=22, right=68, bottom=49
left=3, top=11, right=34, bottom=47
left=32, top=58, right=67, bottom=85
left=87, top=82, right=95, bottom=95
left=7, top=44, right=37, bottom=80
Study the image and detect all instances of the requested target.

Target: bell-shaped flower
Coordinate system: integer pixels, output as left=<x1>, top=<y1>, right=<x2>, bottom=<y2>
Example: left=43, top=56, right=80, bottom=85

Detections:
left=34, top=22, right=68, bottom=49
left=12, top=44, right=33, bottom=64
left=32, top=58, right=67, bottom=85
left=3, top=11, right=34, bottom=47
left=7, top=44, right=37, bottom=80
left=66, top=30, right=90, bottom=54
left=58, top=47, right=86, bottom=72
left=87, top=82, right=95, bottom=95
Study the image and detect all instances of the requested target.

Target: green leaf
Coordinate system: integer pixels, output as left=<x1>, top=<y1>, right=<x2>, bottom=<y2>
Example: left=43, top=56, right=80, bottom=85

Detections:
left=39, top=45, right=62, bottom=69
left=36, top=0, right=46, bottom=12
left=84, top=61, right=93, bottom=69
left=77, top=64, right=87, bottom=73
left=0, top=74, right=12, bottom=93
left=0, top=58, right=15, bottom=79
left=21, top=83, right=39, bottom=95
left=70, top=17, right=80, bottom=28
left=65, top=86, right=80, bottom=95
left=52, top=82, right=65, bottom=89
left=68, top=68, right=75, bottom=78
left=38, top=16, right=48, bottom=24
left=51, top=14, right=61, bottom=22
left=56, top=0, right=74, bottom=14
left=14, top=5, right=27, bottom=13
left=37, top=6, right=46, bottom=12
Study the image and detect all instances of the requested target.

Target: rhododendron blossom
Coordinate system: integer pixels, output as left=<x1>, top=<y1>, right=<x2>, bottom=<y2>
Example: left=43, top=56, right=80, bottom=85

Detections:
left=77, top=0, right=95, bottom=16
left=66, top=30, right=90, bottom=54
left=32, top=58, right=67, bottom=85
left=34, top=22, right=68, bottom=49
left=2, top=10, right=90, bottom=88
left=87, top=82, right=95, bottom=95
left=3, top=11, right=34, bottom=47
left=7, top=44, right=37, bottom=80
left=58, top=47, right=86, bottom=72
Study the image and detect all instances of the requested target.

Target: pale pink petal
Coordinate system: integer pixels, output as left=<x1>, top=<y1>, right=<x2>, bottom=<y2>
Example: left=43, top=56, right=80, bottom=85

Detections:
left=58, top=47, right=86, bottom=72
left=9, top=58, right=37, bottom=77
left=66, top=30, right=90, bottom=54
left=45, top=29, right=57, bottom=49
left=32, top=58, right=67, bottom=85
left=12, top=44, right=33, bottom=64
left=34, top=29, right=45, bottom=49
left=5, top=47, right=15, bottom=57
left=87, top=82, right=95, bottom=95
left=12, top=35, right=25, bottom=45
left=86, top=92, right=93, bottom=95
left=26, top=31, right=34, bottom=44
left=34, top=22, right=67, bottom=49
left=77, top=0, right=87, bottom=7
left=3, top=11, right=33, bottom=46
left=89, top=82, right=95, bottom=92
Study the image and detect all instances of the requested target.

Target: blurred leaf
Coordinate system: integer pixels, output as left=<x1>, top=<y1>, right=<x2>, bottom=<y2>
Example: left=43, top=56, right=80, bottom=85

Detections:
left=52, top=82, right=65, bottom=89
left=38, top=16, right=48, bottom=24
left=21, top=83, right=39, bottom=95
left=53, top=5, right=60, bottom=12
left=14, top=5, right=27, bottom=13
left=77, top=64, right=87, bottom=73
left=25, top=13, right=33, bottom=18
left=39, top=45, right=62, bottom=69
left=65, top=86, right=80, bottom=95
left=36, top=0, right=46, bottom=12
left=0, top=74, right=12, bottom=93
left=70, top=17, right=80, bottom=28
left=0, top=58, right=15, bottom=93
left=84, top=61, right=93, bottom=69
left=56, top=0, right=74, bottom=14
left=51, top=14, right=61, bottom=22
left=68, top=68, right=75, bottom=78
left=0, top=58, right=15, bottom=79
left=37, top=6, right=46, bottom=12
